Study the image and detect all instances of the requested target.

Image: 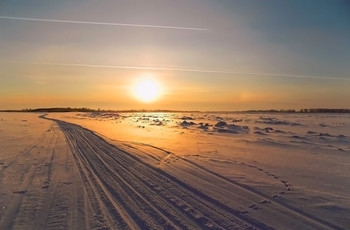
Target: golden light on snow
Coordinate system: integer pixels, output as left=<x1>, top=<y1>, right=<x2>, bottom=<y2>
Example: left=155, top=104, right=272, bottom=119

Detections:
left=133, top=75, right=162, bottom=103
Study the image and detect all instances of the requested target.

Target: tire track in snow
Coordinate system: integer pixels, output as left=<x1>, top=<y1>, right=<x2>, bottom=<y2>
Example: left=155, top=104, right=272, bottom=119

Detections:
left=127, top=142, right=344, bottom=230
left=55, top=119, right=269, bottom=230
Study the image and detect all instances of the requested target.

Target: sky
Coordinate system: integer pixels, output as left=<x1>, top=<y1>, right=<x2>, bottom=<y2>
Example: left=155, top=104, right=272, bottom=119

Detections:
left=1, top=0, right=350, bottom=111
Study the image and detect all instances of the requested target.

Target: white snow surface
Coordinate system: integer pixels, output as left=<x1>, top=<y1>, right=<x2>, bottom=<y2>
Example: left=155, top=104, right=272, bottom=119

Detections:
left=0, top=112, right=349, bottom=229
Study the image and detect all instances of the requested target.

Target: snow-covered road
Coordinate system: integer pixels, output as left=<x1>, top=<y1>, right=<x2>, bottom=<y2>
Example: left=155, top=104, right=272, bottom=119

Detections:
left=56, top=119, right=265, bottom=229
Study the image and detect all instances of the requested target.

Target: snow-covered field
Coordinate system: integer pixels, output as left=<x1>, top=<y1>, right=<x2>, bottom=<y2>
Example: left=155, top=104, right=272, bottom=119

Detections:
left=0, top=112, right=349, bottom=229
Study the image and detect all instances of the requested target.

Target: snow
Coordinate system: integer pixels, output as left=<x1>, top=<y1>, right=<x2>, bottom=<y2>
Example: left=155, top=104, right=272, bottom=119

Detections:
left=1, top=111, right=349, bottom=229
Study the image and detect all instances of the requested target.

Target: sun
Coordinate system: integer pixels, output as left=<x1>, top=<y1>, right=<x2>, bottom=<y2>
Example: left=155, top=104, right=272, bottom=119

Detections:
left=133, top=77, right=162, bottom=103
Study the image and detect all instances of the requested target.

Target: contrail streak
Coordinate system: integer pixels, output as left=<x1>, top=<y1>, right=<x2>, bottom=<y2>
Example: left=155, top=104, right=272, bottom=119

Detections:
left=30, top=62, right=350, bottom=81
left=0, top=16, right=209, bottom=31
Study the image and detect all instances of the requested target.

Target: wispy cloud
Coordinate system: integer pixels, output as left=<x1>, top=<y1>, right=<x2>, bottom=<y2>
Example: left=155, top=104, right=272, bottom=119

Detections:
left=0, top=16, right=209, bottom=31
left=30, top=62, right=350, bottom=81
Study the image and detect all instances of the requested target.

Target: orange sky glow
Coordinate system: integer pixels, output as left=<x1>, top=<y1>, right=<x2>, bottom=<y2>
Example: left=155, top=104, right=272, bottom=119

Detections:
left=1, top=1, right=350, bottom=110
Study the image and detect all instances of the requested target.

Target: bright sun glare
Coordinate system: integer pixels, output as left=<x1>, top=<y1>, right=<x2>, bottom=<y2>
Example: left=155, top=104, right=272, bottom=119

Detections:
left=133, top=77, right=161, bottom=103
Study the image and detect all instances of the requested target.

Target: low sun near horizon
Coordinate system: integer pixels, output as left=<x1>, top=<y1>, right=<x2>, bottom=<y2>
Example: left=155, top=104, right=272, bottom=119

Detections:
left=132, top=74, right=163, bottom=103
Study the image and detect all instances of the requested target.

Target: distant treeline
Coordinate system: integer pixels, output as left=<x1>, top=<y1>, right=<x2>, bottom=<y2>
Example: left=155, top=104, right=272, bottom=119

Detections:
left=1, top=107, right=350, bottom=113
left=299, top=108, right=350, bottom=113
left=1, top=107, right=96, bottom=113
left=24, top=107, right=96, bottom=113
left=0, top=107, right=199, bottom=113
left=243, top=109, right=350, bottom=113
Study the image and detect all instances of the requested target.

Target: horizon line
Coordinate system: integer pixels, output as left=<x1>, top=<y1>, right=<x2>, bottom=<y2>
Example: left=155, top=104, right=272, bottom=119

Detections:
left=2, top=107, right=350, bottom=113
left=28, top=62, right=350, bottom=82
left=0, top=16, right=209, bottom=31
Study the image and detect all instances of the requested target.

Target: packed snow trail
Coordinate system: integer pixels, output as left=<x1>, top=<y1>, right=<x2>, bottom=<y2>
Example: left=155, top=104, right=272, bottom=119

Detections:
left=55, top=119, right=268, bottom=230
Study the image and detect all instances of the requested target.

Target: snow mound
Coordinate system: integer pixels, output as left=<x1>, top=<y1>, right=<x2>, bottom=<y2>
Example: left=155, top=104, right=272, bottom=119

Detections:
left=257, top=117, right=300, bottom=126
left=214, top=122, right=249, bottom=134
left=179, top=120, right=196, bottom=127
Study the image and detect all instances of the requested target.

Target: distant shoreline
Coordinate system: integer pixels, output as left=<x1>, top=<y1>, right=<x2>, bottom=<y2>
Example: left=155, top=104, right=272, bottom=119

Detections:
left=1, top=107, right=350, bottom=114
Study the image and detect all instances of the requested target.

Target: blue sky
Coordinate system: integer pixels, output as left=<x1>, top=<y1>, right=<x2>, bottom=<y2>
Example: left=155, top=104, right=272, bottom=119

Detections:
left=1, top=0, right=349, bottom=110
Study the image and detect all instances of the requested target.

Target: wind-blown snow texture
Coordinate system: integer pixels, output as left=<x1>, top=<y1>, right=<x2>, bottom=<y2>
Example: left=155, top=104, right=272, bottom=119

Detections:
left=0, top=112, right=349, bottom=229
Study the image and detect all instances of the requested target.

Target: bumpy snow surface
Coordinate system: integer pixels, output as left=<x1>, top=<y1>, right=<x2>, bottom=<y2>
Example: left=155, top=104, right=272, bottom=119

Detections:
left=0, top=112, right=349, bottom=229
